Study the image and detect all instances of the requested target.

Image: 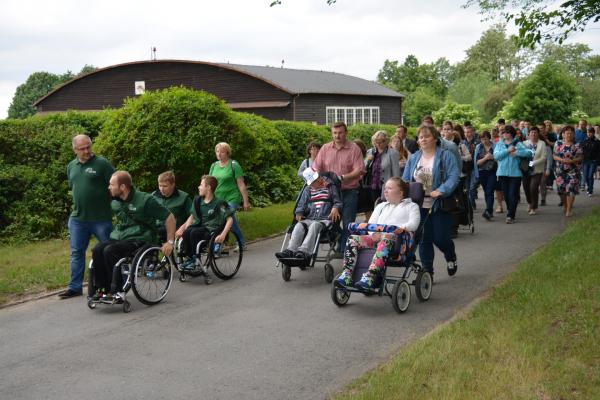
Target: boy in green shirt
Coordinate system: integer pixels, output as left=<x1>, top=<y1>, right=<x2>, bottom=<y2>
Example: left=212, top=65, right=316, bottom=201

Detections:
left=176, top=175, right=234, bottom=269
left=152, top=171, right=192, bottom=235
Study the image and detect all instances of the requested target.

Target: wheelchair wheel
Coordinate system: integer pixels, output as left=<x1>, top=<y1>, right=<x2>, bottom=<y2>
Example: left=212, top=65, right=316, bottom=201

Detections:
left=324, top=263, right=334, bottom=283
left=391, top=279, right=411, bottom=313
left=209, top=231, right=242, bottom=280
left=131, top=245, right=173, bottom=306
left=282, top=264, right=291, bottom=281
left=331, top=283, right=350, bottom=307
left=87, top=298, right=96, bottom=309
left=415, top=270, right=433, bottom=302
left=87, top=260, right=95, bottom=299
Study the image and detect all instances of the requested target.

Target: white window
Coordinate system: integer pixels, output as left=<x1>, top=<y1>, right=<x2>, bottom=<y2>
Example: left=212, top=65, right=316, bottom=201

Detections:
left=325, top=106, right=380, bottom=125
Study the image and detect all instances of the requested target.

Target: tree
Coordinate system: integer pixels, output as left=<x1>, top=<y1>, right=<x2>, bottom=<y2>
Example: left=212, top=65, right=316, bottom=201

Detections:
left=7, top=72, right=65, bottom=119
left=465, top=0, right=600, bottom=48
left=455, top=25, right=523, bottom=81
left=536, top=42, right=592, bottom=77
left=377, top=55, right=454, bottom=97
left=509, top=60, right=580, bottom=122
left=448, top=71, right=495, bottom=120
left=482, top=80, right=518, bottom=121
left=403, top=87, right=443, bottom=127
left=432, top=102, right=483, bottom=128
left=7, top=65, right=97, bottom=119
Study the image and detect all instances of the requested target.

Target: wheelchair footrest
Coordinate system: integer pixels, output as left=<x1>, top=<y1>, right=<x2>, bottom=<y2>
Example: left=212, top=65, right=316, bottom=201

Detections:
left=278, top=257, right=310, bottom=267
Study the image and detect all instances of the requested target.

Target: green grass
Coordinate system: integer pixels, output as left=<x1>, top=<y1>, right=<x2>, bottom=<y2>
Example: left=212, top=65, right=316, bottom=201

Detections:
left=332, top=207, right=600, bottom=400
left=0, top=201, right=295, bottom=305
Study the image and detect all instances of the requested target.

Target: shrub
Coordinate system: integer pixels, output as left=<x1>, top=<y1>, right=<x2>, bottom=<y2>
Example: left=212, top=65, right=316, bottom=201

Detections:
left=0, top=112, right=103, bottom=241
left=432, top=102, right=483, bottom=129
left=272, top=120, right=329, bottom=165
left=347, top=124, right=400, bottom=147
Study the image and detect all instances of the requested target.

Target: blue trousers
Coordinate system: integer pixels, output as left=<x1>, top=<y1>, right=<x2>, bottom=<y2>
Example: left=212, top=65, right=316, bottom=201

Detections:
left=583, top=160, right=597, bottom=194
left=418, top=208, right=456, bottom=273
left=478, top=170, right=496, bottom=214
left=228, top=202, right=245, bottom=247
left=68, top=217, right=112, bottom=293
left=499, top=176, right=522, bottom=219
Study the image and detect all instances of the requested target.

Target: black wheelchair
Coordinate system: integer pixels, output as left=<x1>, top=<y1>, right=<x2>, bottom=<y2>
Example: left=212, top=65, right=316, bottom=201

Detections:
left=87, top=243, right=175, bottom=313
left=173, top=226, right=243, bottom=283
left=330, top=182, right=433, bottom=314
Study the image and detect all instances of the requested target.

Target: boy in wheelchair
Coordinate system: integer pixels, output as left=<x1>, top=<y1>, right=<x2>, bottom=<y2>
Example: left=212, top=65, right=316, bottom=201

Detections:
left=335, top=178, right=420, bottom=291
left=275, top=168, right=342, bottom=263
left=175, top=175, right=233, bottom=272
left=91, top=171, right=175, bottom=300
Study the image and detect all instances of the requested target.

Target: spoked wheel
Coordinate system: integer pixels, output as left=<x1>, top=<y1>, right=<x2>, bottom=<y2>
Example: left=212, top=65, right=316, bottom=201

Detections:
left=324, top=263, right=334, bottom=283
left=122, top=300, right=132, bottom=313
left=331, top=282, right=350, bottom=307
left=415, top=270, right=433, bottom=302
left=391, top=279, right=411, bottom=313
left=210, top=231, right=242, bottom=280
left=282, top=264, right=291, bottom=281
left=131, top=245, right=173, bottom=305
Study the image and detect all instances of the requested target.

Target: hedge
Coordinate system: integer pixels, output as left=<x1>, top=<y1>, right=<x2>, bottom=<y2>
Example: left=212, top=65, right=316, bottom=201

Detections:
left=0, top=87, right=406, bottom=242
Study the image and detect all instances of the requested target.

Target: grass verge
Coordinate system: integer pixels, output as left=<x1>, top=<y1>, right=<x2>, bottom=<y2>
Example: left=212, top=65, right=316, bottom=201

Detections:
left=332, top=207, right=600, bottom=399
left=0, top=201, right=295, bottom=305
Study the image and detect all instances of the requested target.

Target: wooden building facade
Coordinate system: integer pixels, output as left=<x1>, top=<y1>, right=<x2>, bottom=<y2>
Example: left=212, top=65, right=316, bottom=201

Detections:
left=35, top=60, right=404, bottom=125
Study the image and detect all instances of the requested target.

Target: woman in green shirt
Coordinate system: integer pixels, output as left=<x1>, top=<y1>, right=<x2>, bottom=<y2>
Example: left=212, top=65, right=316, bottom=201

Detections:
left=209, top=142, right=250, bottom=250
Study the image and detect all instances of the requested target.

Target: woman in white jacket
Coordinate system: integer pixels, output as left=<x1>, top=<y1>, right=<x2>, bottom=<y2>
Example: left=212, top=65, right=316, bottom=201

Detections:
left=335, top=177, right=420, bottom=290
left=522, top=126, right=547, bottom=215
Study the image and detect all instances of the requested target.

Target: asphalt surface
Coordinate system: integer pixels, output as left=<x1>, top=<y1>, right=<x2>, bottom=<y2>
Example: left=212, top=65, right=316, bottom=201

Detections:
left=1, top=189, right=597, bottom=400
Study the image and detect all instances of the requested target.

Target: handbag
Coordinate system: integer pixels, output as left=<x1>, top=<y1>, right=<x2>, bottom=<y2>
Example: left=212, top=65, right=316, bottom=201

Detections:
left=439, top=152, right=461, bottom=213
left=518, top=157, right=531, bottom=176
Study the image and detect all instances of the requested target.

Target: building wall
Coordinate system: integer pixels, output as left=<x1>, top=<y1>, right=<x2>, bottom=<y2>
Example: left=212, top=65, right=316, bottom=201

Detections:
left=37, top=61, right=291, bottom=112
left=293, top=94, right=402, bottom=125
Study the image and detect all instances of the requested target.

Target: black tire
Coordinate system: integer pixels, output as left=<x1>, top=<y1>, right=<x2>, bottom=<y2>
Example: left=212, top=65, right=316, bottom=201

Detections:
left=87, top=298, right=96, bottom=310
left=131, top=245, right=173, bottom=306
left=210, top=231, right=242, bottom=280
left=331, top=283, right=350, bottom=307
left=282, top=264, right=291, bottom=281
left=415, top=271, right=433, bottom=302
left=179, top=273, right=187, bottom=282
left=324, top=263, right=334, bottom=283
left=391, top=279, right=411, bottom=313
left=122, top=300, right=132, bottom=313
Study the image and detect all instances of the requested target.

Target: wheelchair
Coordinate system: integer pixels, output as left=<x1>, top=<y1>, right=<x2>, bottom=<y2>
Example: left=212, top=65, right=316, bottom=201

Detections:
left=276, top=171, right=342, bottom=283
left=173, top=226, right=243, bottom=283
left=330, top=182, right=433, bottom=314
left=87, top=243, right=174, bottom=313
left=276, top=220, right=341, bottom=283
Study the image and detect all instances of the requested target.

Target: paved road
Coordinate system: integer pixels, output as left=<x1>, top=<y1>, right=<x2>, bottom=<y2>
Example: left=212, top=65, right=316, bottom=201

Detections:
left=1, top=190, right=597, bottom=400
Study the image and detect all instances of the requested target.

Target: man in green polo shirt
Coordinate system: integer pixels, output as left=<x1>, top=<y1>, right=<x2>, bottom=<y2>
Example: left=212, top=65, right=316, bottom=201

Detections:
left=91, top=171, right=175, bottom=297
left=152, top=171, right=192, bottom=233
left=59, top=134, right=114, bottom=299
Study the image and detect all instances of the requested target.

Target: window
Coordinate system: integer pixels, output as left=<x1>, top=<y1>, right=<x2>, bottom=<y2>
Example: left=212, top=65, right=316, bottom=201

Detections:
left=326, top=106, right=380, bottom=125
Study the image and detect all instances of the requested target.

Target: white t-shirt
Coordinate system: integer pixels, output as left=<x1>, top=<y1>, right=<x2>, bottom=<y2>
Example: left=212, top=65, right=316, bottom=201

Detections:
left=368, top=198, right=421, bottom=232
left=414, top=155, right=434, bottom=209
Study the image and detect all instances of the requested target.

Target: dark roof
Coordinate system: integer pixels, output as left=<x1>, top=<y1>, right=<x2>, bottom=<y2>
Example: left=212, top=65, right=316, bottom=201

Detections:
left=218, top=63, right=404, bottom=98
left=34, top=60, right=403, bottom=106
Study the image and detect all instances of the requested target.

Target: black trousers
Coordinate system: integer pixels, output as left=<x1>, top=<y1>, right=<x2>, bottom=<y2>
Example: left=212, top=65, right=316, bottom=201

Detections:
left=182, top=225, right=212, bottom=256
left=92, top=240, right=143, bottom=293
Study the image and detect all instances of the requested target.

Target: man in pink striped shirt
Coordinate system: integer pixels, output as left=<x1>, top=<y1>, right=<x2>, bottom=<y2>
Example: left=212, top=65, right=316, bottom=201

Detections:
left=312, top=122, right=365, bottom=252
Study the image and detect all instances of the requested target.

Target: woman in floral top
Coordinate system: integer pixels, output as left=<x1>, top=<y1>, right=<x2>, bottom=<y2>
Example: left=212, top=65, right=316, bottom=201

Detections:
left=553, top=125, right=583, bottom=217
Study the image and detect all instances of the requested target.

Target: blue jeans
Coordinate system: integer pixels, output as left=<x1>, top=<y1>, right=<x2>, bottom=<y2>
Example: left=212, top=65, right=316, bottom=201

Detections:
left=418, top=208, right=456, bottom=273
left=68, top=217, right=112, bottom=293
left=499, top=176, right=521, bottom=219
left=228, top=202, right=245, bottom=247
left=583, top=160, right=597, bottom=194
left=478, top=170, right=496, bottom=214
left=339, top=188, right=358, bottom=253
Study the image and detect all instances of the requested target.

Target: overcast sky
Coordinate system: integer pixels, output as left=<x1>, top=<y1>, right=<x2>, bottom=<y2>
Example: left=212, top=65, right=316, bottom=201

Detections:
left=1, top=0, right=599, bottom=119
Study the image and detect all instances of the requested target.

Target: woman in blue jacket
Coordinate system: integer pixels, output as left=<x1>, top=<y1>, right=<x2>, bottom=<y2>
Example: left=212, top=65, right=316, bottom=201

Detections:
left=403, top=125, right=460, bottom=277
left=493, top=125, right=532, bottom=224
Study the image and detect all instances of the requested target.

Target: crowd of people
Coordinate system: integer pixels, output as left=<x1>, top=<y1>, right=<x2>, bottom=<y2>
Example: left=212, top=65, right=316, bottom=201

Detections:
left=58, top=116, right=600, bottom=298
